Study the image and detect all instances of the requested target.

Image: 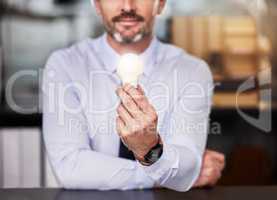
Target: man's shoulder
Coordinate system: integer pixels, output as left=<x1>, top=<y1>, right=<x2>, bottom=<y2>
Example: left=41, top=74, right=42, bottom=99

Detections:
left=47, top=37, right=98, bottom=64
left=44, top=38, right=101, bottom=83
left=158, top=41, right=211, bottom=75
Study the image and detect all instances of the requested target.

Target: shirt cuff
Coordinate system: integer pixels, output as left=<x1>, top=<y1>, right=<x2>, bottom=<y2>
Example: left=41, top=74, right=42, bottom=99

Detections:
left=136, top=142, right=179, bottom=182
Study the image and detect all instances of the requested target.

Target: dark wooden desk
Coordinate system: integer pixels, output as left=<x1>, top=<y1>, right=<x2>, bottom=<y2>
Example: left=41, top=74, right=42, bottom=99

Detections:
left=0, top=187, right=276, bottom=200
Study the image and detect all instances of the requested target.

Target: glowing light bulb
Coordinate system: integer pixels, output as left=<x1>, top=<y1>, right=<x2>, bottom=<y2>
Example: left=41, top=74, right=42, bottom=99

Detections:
left=117, top=53, right=144, bottom=87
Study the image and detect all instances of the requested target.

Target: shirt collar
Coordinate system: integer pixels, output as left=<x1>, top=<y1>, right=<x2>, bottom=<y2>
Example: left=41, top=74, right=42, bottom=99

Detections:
left=97, top=33, right=159, bottom=77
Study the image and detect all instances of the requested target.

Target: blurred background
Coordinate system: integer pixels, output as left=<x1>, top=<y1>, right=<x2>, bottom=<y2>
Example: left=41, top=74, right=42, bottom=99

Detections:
left=0, top=0, right=276, bottom=188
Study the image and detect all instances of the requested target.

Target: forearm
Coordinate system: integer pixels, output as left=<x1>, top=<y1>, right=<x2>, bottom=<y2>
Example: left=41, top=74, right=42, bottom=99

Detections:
left=138, top=142, right=202, bottom=192
left=48, top=148, right=154, bottom=190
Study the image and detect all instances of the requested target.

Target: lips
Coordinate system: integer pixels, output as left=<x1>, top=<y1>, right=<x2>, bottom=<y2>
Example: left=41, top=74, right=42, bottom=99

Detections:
left=118, top=19, right=140, bottom=26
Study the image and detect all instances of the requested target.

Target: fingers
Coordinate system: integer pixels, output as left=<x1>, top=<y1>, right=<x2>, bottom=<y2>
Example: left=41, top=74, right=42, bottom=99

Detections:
left=206, top=150, right=225, bottom=164
left=214, top=158, right=225, bottom=171
left=116, top=116, right=128, bottom=137
left=201, top=167, right=221, bottom=178
left=123, top=84, right=155, bottom=114
left=196, top=167, right=222, bottom=187
left=194, top=173, right=216, bottom=188
left=195, top=150, right=225, bottom=188
left=203, top=155, right=225, bottom=174
left=116, top=117, right=131, bottom=148
left=116, top=87, right=143, bottom=119
left=212, top=153, right=225, bottom=166
left=137, top=85, right=145, bottom=95
left=204, top=150, right=225, bottom=170
left=116, top=103, right=134, bottom=125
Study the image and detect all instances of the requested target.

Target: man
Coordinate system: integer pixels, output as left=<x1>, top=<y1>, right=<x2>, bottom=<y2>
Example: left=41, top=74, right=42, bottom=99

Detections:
left=42, top=0, right=224, bottom=191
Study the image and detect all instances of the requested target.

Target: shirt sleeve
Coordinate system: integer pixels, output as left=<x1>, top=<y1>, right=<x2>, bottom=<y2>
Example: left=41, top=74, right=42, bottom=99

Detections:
left=42, top=52, right=154, bottom=190
left=137, top=60, right=214, bottom=192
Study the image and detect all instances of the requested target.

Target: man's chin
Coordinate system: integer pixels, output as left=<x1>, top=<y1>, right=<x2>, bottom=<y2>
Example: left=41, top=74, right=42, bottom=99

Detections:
left=113, top=32, right=144, bottom=44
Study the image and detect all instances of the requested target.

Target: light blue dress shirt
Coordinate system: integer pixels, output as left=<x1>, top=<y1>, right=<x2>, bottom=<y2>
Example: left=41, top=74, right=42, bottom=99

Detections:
left=42, top=33, right=213, bottom=192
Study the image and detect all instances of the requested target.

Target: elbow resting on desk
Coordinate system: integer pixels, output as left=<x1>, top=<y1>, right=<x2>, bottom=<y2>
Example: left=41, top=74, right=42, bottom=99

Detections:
left=50, top=145, right=202, bottom=192
left=49, top=148, right=153, bottom=190
left=52, top=151, right=130, bottom=190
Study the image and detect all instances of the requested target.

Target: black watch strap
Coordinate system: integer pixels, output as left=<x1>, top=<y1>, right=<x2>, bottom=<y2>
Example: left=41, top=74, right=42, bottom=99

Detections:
left=143, top=135, right=163, bottom=165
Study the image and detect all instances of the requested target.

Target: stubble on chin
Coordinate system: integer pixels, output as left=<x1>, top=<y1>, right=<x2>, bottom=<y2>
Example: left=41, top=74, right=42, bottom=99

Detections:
left=105, top=21, right=151, bottom=44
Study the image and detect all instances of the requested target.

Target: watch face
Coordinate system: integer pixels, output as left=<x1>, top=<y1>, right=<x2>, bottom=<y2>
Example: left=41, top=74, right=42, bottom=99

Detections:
left=144, top=143, right=163, bottom=164
left=150, top=149, right=160, bottom=162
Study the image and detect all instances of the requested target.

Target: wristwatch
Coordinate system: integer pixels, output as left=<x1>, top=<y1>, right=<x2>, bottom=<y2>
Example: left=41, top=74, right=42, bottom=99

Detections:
left=139, top=135, right=163, bottom=166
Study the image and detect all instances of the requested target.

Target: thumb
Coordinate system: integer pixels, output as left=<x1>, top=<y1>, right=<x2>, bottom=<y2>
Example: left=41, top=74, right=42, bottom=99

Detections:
left=137, top=85, right=145, bottom=95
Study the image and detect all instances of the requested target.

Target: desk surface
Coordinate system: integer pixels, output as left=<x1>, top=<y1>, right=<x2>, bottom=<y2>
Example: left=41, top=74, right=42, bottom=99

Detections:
left=0, top=187, right=276, bottom=200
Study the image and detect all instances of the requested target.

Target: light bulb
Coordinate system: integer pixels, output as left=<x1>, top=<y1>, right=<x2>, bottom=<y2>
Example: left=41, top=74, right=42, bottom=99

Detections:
left=117, top=53, right=144, bottom=87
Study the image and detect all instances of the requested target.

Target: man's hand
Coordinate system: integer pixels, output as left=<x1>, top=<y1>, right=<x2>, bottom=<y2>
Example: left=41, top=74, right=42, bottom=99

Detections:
left=116, top=84, right=159, bottom=160
left=193, top=150, right=225, bottom=188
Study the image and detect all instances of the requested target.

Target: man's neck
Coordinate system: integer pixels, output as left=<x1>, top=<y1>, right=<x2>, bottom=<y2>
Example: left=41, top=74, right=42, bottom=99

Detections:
left=106, top=34, right=153, bottom=55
